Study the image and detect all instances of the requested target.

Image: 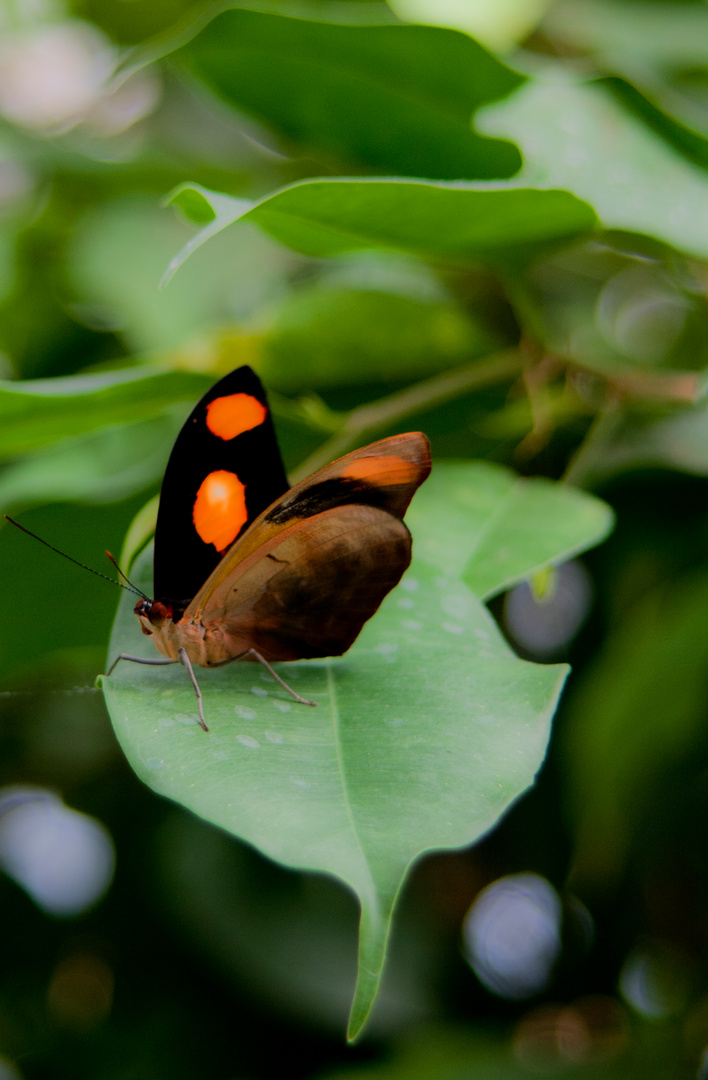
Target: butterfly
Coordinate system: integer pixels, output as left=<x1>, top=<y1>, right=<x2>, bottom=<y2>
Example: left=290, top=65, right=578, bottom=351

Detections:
left=107, top=365, right=431, bottom=730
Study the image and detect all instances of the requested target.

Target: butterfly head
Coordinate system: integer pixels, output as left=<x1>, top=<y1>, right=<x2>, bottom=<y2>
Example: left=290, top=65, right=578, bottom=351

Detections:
left=134, top=598, right=174, bottom=636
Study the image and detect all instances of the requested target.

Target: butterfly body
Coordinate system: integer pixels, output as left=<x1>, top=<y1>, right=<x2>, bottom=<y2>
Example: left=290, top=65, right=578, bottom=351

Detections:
left=121, top=365, right=430, bottom=726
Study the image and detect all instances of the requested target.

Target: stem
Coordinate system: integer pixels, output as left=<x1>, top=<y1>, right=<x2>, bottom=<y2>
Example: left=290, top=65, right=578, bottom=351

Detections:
left=561, top=397, right=624, bottom=488
left=290, top=349, right=524, bottom=481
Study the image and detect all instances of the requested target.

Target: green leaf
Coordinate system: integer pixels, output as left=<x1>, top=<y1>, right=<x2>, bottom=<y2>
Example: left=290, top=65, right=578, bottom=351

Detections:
left=544, top=0, right=708, bottom=72
left=388, top=0, right=553, bottom=53
left=119, top=494, right=160, bottom=573
left=599, top=76, right=708, bottom=173
left=164, top=179, right=597, bottom=283
left=562, top=570, right=708, bottom=888
left=0, top=417, right=174, bottom=514
left=404, top=462, right=615, bottom=598
left=0, top=367, right=212, bottom=460
left=177, top=7, right=523, bottom=180
left=260, top=286, right=501, bottom=391
left=479, top=70, right=708, bottom=259
left=102, top=508, right=567, bottom=1039
left=559, top=403, right=708, bottom=486
left=69, top=198, right=292, bottom=353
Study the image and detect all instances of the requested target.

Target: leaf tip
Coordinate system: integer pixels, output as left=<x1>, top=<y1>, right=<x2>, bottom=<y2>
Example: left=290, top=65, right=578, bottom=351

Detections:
left=346, top=1010, right=368, bottom=1045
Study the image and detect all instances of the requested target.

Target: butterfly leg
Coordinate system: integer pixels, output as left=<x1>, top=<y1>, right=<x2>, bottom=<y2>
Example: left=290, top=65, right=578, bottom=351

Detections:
left=106, top=652, right=209, bottom=733
left=242, top=649, right=317, bottom=707
left=106, top=654, right=177, bottom=676
left=177, top=648, right=208, bottom=732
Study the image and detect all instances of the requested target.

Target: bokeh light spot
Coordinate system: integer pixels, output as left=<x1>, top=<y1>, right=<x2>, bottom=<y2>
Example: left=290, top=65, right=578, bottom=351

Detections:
left=0, top=787, right=114, bottom=916
left=462, top=872, right=562, bottom=999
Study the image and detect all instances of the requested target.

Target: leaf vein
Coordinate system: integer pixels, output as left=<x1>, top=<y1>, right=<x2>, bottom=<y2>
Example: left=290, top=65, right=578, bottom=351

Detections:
left=326, top=663, right=379, bottom=918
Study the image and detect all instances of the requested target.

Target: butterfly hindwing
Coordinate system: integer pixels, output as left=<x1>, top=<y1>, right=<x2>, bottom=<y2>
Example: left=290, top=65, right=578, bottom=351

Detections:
left=203, top=503, right=413, bottom=662
left=185, top=431, right=431, bottom=621
left=153, top=366, right=289, bottom=611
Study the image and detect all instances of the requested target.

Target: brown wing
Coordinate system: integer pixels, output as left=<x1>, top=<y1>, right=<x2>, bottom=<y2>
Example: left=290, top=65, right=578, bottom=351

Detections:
left=185, top=431, right=430, bottom=621
left=198, top=502, right=412, bottom=662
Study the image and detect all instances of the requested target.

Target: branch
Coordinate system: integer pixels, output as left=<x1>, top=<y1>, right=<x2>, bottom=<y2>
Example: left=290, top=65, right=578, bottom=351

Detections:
left=290, top=349, right=524, bottom=481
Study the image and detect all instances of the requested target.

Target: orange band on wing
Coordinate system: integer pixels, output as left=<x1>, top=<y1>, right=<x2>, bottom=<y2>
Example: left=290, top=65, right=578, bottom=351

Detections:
left=206, top=393, right=267, bottom=441
left=193, top=470, right=247, bottom=552
left=342, top=455, right=419, bottom=485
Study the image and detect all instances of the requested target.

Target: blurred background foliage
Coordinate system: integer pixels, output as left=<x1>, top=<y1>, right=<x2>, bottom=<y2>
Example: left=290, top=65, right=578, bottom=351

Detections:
left=2, top=0, right=708, bottom=1076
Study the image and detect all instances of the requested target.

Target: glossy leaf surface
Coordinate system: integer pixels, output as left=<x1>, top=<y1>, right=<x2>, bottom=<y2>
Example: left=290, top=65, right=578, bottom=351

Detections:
left=480, top=72, right=708, bottom=259
left=0, top=368, right=212, bottom=459
left=406, top=462, right=615, bottom=597
left=164, top=179, right=597, bottom=283
left=177, top=8, right=523, bottom=180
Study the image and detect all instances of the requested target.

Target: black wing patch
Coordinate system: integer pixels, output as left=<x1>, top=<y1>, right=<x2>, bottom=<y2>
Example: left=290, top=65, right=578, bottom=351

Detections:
left=153, top=365, right=289, bottom=609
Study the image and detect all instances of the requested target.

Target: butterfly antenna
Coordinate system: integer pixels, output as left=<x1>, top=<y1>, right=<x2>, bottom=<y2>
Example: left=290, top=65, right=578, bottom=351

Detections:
left=4, top=516, right=149, bottom=599
left=105, top=550, right=149, bottom=600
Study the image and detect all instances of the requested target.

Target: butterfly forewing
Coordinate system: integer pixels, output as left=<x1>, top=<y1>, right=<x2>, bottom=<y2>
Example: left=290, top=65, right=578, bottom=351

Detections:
left=153, top=366, right=288, bottom=610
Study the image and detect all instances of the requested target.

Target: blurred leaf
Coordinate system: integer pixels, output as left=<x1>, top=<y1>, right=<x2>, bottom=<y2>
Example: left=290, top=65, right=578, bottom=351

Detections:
left=0, top=417, right=175, bottom=514
left=177, top=7, right=523, bottom=180
left=562, top=570, right=708, bottom=888
left=544, top=0, right=708, bottom=73
left=480, top=71, right=708, bottom=260
left=69, top=199, right=295, bottom=353
left=0, top=226, right=18, bottom=308
left=405, top=462, right=615, bottom=598
left=600, top=77, right=708, bottom=172
left=522, top=245, right=706, bottom=375
left=0, top=499, right=147, bottom=683
left=120, top=494, right=160, bottom=572
left=0, top=367, right=212, bottom=459
left=164, top=178, right=597, bottom=282
left=562, top=403, right=708, bottom=486
left=102, top=482, right=567, bottom=1038
left=260, top=286, right=501, bottom=390
left=388, top=0, right=552, bottom=54
left=317, top=1022, right=650, bottom=1079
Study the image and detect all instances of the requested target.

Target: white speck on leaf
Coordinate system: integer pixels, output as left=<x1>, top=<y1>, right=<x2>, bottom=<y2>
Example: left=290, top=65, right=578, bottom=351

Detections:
left=236, top=734, right=260, bottom=749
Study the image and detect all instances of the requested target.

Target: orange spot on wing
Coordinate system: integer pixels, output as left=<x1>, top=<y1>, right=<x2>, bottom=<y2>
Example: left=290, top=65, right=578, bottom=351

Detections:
left=342, top=455, right=418, bottom=485
left=193, top=470, right=247, bottom=552
left=206, top=394, right=267, bottom=441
